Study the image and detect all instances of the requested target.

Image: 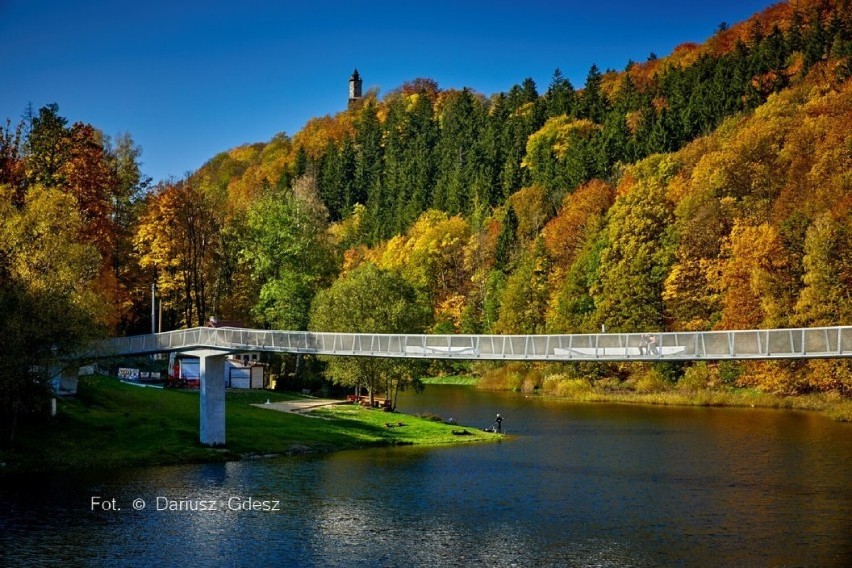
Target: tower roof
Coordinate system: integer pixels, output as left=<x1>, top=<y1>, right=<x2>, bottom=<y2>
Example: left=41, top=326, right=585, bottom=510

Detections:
left=350, top=68, right=360, bottom=81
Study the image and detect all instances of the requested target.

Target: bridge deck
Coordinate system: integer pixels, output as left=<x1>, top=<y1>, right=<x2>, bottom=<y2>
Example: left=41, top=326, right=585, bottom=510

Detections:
left=85, top=326, right=851, bottom=362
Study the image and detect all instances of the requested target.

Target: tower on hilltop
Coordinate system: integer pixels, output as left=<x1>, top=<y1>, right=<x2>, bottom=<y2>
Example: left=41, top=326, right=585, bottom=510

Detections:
left=349, top=69, right=363, bottom=105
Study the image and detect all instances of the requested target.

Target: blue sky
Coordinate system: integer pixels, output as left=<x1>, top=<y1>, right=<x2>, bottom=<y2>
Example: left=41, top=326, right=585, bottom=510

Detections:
left=0, top=0, right=777, bottom=183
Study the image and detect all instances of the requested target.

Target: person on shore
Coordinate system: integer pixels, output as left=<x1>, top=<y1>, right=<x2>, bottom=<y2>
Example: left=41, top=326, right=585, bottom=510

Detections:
left=495, top=413, right=503, bottom=434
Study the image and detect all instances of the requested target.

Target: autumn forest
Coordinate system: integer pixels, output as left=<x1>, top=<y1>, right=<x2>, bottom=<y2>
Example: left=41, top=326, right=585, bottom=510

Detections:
left=2, top=0, right=851, bottom=426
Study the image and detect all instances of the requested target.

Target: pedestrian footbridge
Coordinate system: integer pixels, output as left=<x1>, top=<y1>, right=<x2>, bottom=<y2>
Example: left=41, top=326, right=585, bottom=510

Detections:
left=87, top=326, right=851, bottom=362
left=75, top=326, right=850, bottom=446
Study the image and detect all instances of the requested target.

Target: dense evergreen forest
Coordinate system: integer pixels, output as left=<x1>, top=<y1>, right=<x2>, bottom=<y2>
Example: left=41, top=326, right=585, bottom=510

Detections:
left=2, top=0, right=851, bottom=435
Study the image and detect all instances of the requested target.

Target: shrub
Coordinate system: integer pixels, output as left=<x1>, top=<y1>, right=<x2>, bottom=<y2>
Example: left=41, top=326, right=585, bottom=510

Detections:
left=678, top=362, right=711, bottom=391
left=634, top=369, right=671, bottom=393
left=718, top=361, right=742, bottom=385
left=736, top=361, right=810, bottom=396
left=594, top=377, right=624, bottom=392
left=805, top=360, right=852, bottom=395
left=520, top=368, right=543, bottom=393
left=476, top=362, right=527, bottom=391
left=541, top=375, right=563, bottom=395
left=541, top=374, right=592, bottom=397
left=557, top=378, right=593, bottom=397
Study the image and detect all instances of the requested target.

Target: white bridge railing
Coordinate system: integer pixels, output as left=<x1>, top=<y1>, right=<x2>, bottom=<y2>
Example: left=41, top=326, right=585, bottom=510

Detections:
left=83, top=326, right=851, bottom=362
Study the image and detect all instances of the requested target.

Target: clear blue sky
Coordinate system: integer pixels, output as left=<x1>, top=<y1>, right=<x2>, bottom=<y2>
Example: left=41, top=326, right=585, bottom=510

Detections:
left=0, top=0, right=777, bottom=183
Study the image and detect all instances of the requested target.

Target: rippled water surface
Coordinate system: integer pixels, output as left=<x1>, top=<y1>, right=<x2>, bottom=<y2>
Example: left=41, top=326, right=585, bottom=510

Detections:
left=2, top=386, right=851, bottom=567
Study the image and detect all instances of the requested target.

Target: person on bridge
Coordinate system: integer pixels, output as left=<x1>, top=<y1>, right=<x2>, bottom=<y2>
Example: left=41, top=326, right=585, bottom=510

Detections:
left=495, top=413, right=503, bottom=434
left=639, top=334, right=650, bottom=355
left=648, top=334, right=659, bottom=355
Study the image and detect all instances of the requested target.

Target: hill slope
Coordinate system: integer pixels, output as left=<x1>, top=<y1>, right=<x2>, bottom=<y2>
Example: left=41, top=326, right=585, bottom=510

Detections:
left=150, top=0, right=851, bottom=395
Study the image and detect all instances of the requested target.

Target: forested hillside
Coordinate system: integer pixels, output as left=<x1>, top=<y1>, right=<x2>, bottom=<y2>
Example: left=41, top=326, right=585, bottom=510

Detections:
left=2, top=0, right=851, bottom=421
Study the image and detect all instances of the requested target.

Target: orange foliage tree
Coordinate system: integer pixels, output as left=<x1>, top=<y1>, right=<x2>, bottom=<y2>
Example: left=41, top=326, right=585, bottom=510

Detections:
left=134, top=179, right=219, bottom=328
left=542, top=179, right=614, bottom=270
left=713, top=222, right=791, bottom=330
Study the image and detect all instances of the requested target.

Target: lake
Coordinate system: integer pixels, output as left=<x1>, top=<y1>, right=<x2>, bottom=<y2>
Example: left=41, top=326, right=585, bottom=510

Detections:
left=1, top=385, right=850, bottom=566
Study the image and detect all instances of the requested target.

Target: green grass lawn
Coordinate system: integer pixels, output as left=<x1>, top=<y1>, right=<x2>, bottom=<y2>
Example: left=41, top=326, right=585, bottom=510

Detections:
left=0, top=375, right=493, bottom=472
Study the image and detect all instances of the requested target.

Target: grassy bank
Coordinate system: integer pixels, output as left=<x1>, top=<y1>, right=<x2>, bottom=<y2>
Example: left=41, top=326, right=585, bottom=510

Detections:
left=421, top=375, right=478, bottom=385
left=0, top=375, right=492, bottom=472
left=469, top=365, right=852, bottom=422
left=531, top=385, right=852, bottom=421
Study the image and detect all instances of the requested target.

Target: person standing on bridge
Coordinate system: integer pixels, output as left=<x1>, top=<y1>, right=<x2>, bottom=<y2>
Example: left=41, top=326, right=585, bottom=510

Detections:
left=639, top=334, right=650, bottom=355
left=648, top=334, right=659, bottom=355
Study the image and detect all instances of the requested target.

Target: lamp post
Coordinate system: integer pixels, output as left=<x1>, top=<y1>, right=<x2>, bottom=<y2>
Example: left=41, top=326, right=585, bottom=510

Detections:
left=151, top=282, right=156, bottom=335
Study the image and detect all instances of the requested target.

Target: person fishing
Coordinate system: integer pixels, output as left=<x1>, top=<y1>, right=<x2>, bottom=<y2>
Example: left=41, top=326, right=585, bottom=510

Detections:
left=494, top=413, right=503, bottom=434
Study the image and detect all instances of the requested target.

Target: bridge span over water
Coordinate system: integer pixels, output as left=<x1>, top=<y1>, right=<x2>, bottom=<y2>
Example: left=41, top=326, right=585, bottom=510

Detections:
left=89, top=326, right=851, bottom=362
left=76, top=326, right=850, bottom=446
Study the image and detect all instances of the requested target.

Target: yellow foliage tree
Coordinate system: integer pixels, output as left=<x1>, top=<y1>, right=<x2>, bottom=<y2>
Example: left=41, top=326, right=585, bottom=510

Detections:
left=507, top=185, right=549, bottom=241
left=795, top=210, right=852, bottom=326
left=0, top=184, right=105, bottom=325
left=358, top=210, right=471, bottom=328
left=714, top=222, right=790, bottom=329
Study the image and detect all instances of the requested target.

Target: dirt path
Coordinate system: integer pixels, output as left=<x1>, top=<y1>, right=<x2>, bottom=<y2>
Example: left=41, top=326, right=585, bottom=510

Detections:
left=252, top=398, right=346, bottom=413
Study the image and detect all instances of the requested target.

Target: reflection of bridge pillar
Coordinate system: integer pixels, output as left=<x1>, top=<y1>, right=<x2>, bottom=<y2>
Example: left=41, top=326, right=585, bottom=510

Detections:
left=189, top=350, right=229, bottom=446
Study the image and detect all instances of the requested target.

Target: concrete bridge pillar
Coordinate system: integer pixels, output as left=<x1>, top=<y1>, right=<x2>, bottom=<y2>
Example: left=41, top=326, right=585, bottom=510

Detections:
left=48, top=364, right=79, bottom=395
left=188, top=350, right=229, bottom=446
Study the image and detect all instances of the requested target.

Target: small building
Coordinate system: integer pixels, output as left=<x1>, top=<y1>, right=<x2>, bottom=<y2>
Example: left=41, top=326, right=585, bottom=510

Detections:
left=167, top=352, right=265, bottom=389
left=225, top=354, right=265, bottom=389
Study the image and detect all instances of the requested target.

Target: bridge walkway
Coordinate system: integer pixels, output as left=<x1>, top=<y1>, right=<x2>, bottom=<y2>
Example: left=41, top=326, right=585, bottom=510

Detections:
left=86, top=326, right=852, bottom=362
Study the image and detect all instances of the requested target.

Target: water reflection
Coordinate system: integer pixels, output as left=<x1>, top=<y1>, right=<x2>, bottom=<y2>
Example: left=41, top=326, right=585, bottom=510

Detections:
left=1, top=386, right=850, bottom=567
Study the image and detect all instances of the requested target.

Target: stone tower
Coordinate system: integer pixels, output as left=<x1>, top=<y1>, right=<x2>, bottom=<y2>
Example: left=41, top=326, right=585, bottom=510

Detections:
left=349, top=69, right=363, bottom=104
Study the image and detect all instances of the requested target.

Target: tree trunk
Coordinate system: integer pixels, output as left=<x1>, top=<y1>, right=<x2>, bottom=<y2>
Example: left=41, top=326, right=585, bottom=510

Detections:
left=391, top=379, right=401, bottom=412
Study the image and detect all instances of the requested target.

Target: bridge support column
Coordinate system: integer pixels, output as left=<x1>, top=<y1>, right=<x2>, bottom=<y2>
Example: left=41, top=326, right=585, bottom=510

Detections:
left=48, top=364, right=79, bottom=395
left=193, top=351, right=229, bottom=446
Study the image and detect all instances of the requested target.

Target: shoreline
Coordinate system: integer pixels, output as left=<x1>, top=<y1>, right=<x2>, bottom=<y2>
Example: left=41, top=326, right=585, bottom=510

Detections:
left=501, top=389, right=852, bottom=422
left=422, top=377, right=852, bottom=422
left=534, top=390, right=852, bottom=421
left=5, top=375, right=847, bottom=473
left=0, top=376, right=494, bottom=474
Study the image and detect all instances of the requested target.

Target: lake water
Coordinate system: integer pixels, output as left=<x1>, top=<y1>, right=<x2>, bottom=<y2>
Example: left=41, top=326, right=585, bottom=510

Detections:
left=1, top=385, right=850, bottom=567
